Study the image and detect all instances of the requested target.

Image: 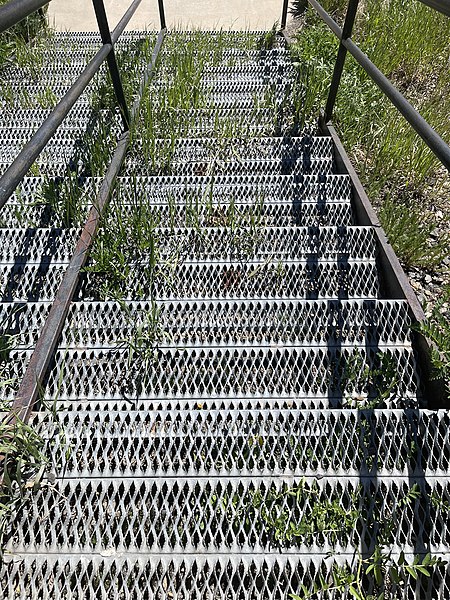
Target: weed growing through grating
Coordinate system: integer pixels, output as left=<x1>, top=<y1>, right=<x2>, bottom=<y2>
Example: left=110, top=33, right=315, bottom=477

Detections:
left=0, top=320, right=67, bottom=561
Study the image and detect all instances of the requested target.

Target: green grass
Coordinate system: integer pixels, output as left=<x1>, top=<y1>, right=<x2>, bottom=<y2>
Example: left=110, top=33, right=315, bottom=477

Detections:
left=290, top=1, right=450, bottom=271
left=0, top=2, right=48, bottom=68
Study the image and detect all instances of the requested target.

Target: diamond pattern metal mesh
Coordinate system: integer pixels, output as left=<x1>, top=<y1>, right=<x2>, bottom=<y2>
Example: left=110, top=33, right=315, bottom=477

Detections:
left=0, top=28, right=440, bottom=600
left=7, top=475, right=448, bottom=554
left=116, top=226, right=377, bottom=261
left=0, top=263, right=66, bottom=301
left=0, top=297, right=411, bottom=349
left=127, top=156, right=334, bottom=177
left=2, top=554, right=449, bottom=599
left=35, top=407, right=440, bottom=478
left=0, top=228, right=78, bottom=264
left=41, top=345, right=419, bottom=404
left=134, top=135, right=333, bottom=162
left=79, top=259, right=380, bottom=301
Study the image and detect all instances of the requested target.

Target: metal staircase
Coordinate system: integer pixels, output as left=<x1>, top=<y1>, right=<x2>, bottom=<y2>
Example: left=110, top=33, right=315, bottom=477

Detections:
left=0, top=22, right=450, bottom=600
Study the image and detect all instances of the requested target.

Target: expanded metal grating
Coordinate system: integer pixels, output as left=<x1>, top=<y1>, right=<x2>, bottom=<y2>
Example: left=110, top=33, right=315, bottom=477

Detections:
left=33, top=407, right=441, bottom=478
left=111, top=173, right=353, bottom=201
left=40, top=345, right=419, bottom=404
left=7, top=475, right=450, bottom=555
left=1, top=27, right=442, bottom=600
left=0, top=298, right=411, bottom=350
left=133, top=108, right=291, bottom=138
left=0, top=263, right=67, bottom=301
left=79, top=259, right=380, bottom=301
left=0, top=228, right=79, bottom=264
left=0, top=106, right=108, bottom=131
left=2, top=554, right=450, bottom=600
left=100, top=226, right=376, bottom=261
left=133, top=136, right=334, bottom=162
left=126, top=157, right=334, bottom=177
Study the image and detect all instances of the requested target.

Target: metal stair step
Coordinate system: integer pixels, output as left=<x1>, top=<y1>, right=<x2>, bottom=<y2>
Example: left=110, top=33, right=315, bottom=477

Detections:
left=0, top=300, right=411, bottom=349
left=0, top=106, right=108, bottom=131
left=125, top=157, right=334, bottom=177
left=0, top=263, right=67, bottom=301
left=33, top=407, right=441, bottom=479
left=79, top=259, right=380, bottom=301
left=0, top=227, right=79, bottom=264
left=2, top=554, right=448, bottom=600
left=0, top=83, right=93, bottom=110
left=0, top=200, right=354, bottom=229
left=134, top=108, right=290, bottom=138
left=6, top=475, right=444, bottom=557
left=0, top=260, right=378, bottom=303
left=0, top=226, right=375, bottom=266
left=112, top=173, right=352, bottom=199
left=36, top=345, right=419, bottom=404
left=203, top=64, right=296, bottom=76
left=2, top=298, right=411, bottom=350
left=131, top=136, right=334, bottom=162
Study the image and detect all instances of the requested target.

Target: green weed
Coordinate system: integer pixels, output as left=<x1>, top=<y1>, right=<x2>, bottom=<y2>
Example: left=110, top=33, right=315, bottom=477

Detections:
left=290, top=1, right=450, bottom=270
left=379, top=196, right=449, bottom=270
left=417, top=287, right=450, bottom=398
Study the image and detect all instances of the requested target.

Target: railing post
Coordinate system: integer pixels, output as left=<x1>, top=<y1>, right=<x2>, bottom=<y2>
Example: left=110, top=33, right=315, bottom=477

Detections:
left=322, top=0, right=359, bottom=124
left=281, top=0, right=289, bottom=30
left=92, top=0, right=130, bottom=129
left=158, top=0, right=166, bottom=29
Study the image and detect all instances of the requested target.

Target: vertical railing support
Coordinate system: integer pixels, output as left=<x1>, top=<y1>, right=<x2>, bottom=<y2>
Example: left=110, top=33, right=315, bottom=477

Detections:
left=92, top=0, right=130, bottom=129
left=280, top=0, right=289, bottom=30
left=322, top=0, right=359, bottom=124
left=158, top=0, right=166, bottom=29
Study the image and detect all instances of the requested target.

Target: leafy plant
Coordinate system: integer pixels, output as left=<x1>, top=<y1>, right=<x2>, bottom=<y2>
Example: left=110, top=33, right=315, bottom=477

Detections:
left=0, top=410, right=48, bottom=558
left=290, top=551, right=445, bottom=600
left=258, top=24, right=278, bottom=51
left=342, top=350, right=399, bottom=408
left=252, top=479, right=358, bottom=547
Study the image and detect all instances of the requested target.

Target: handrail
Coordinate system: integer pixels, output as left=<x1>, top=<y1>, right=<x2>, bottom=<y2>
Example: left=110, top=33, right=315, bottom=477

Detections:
left=0, top=0, right=142, bottom=209
left=418, top=0, right=450, bottom=17
left=0, top=0, right=49, bottom=34
left=9, top=26, right=166, bottom=422
left=310, top=0, right=450, bottom=173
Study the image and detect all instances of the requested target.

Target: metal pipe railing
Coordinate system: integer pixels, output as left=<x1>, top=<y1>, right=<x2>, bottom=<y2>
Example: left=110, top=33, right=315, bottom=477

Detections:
left=157, top=0, right=167, bottom=30
left=310, top=0, right=450, bottom=173
left=12, top=28, right=167, bottom=422
left=280, top=0, right=289, bottom=29
left=418, top=0, right=450, bottom=17
left=323, top=0, right=359, bottom=123
left=0, top=0, right=143, bottom=208
left=0, top=0, right=49, bottom=34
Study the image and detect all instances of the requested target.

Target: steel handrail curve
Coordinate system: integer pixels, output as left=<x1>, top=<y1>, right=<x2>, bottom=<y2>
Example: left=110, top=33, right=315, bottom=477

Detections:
left=0, top=0, right=142, bottom=209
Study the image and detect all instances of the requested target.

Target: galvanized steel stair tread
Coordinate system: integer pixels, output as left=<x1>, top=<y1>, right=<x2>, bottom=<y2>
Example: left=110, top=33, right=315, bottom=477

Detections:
left=0, top=202, right=356, bottom=228
left=0, top=27, right=440, bottom=598
left=0, top=225, right=377, bottom=264
left=125, top=157, right=335, bottom=176
left=31, top=407, right=446, bottom=477
left=130, top=135, right=334, bottom=159
left=2, top=555, right=446, bottom=600
left=1, top=298, right=412, bottom=350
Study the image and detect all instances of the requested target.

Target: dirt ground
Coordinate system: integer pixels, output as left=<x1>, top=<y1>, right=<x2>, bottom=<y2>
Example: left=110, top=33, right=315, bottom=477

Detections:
left=47, top=0, right=283, bottom=31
